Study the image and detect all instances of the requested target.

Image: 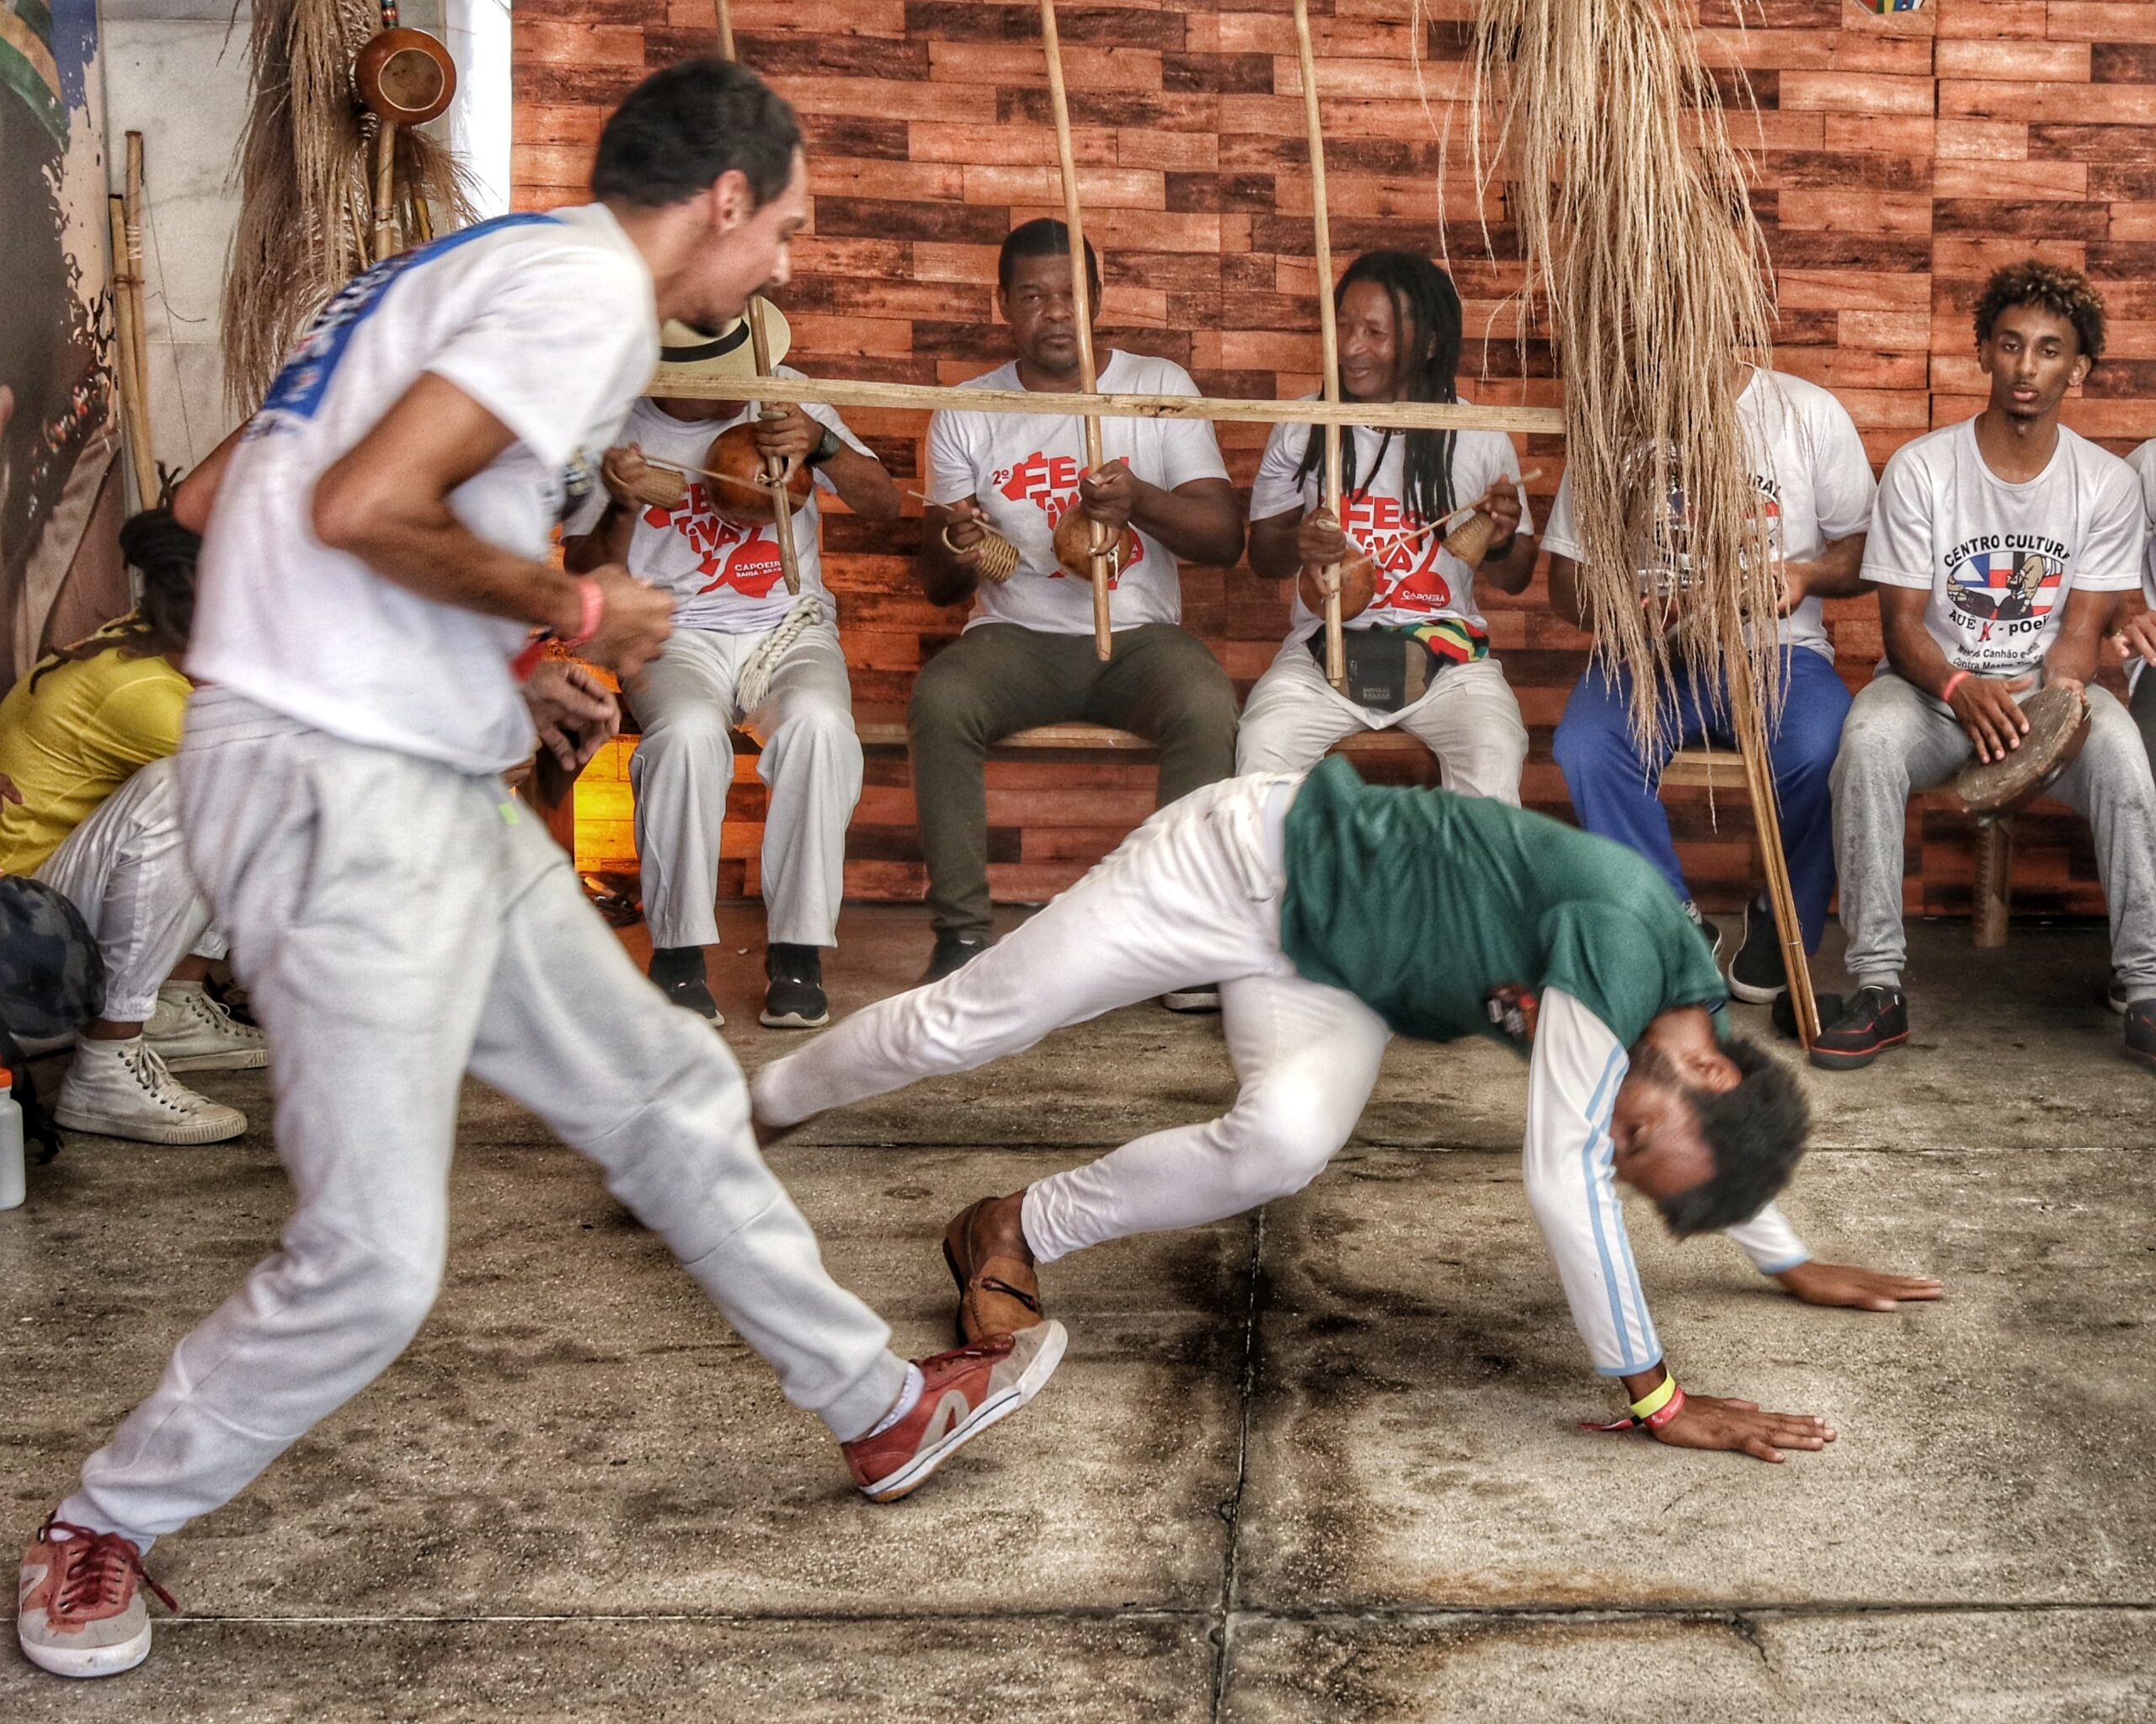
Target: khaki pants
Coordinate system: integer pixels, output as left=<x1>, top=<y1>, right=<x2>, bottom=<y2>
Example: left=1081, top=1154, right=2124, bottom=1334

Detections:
left=907, top=622, right=1238, bottom=939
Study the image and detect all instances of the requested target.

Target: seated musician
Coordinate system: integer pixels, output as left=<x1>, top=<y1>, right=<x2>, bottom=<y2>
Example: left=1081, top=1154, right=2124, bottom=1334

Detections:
left=1239, top=250, right=1534, bottom=798
left=915, top=218, right=1243, bottom=998
left=566, top=306, right=899, bottom=1029
left=1549, top=360, right=1875, bottom=1003
left=2121, top=437, right=2156, bottom=787
left=1819, top=260, right=2156, bottom=1071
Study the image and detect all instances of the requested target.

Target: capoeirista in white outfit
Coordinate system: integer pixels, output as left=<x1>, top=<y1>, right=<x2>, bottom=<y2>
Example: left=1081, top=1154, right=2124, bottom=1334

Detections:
left=1235, top=413, right=1531, bottom=804
left=756, top=759, right=1813, bottom=1382
left=565, top=384, right=874, bottom=952
left=56, top=206, right=922, bottom=1555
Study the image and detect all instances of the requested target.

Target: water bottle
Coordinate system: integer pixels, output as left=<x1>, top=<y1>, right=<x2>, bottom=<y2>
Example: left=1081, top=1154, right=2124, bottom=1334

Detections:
left=0, top=1069, right=24, bottom=1210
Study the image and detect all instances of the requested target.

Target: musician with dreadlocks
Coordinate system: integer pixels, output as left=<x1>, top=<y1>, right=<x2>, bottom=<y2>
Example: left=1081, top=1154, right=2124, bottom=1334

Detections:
left=0, top=508, right=265, bottom=1144
left=1239, top=251, right=1534, bottom=798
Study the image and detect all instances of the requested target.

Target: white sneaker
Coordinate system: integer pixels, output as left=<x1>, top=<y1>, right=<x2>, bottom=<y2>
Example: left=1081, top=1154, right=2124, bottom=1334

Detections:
left=146, top=981, right=268, bottom=1072
left=55, top=1038, right=247, bottom=1145
left=18, top=1517, right=173, bottom=1679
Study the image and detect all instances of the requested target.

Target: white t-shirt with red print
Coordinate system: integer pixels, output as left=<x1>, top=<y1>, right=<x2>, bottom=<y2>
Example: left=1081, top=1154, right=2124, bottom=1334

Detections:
left=1247, top=408, right=1528, bottom=644
left=1541, top=368, right=1876, bottom=664
left=925, top=350, right=1231, bottom=635
left=1862, top=417, right=2144, bottom=680
left=568, top=374, right=873, bottom=636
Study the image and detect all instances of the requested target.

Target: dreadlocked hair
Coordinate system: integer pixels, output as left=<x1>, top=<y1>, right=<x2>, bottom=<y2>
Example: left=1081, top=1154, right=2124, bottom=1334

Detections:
left=1974, top=259, right=2105, bottom=365
left=1293, top=250, right=1465, bottom=526
left=30, top=509, right=200, bottom=691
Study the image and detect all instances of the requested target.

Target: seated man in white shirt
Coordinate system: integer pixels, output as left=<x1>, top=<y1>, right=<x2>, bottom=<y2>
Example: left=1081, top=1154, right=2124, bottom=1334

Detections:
left=915, top=219, right=1244, bottom=996
left=1820, top=260, right=2156, bottom=1070
left=1241, top=250, right=1533, bottom=797
left=567, top=307, right=898, bottom=1028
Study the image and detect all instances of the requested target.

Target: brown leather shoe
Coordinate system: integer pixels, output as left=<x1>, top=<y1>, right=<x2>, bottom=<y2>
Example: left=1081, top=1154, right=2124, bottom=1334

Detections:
left=942, top=1195, right=1044, bottom=1346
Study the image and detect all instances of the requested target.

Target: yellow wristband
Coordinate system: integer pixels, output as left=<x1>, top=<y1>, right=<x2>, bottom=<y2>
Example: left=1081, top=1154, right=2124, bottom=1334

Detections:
left=1629, top=1374, right=1679, bottom=1422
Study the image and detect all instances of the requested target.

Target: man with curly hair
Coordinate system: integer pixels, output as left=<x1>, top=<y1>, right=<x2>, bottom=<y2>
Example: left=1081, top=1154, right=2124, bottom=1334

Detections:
left=1818, top=260, right=2156, bottom=1070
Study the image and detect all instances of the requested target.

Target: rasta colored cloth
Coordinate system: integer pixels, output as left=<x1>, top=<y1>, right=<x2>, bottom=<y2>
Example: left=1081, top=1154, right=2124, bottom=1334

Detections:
left=1278, top=755, right=1726, bottom=1052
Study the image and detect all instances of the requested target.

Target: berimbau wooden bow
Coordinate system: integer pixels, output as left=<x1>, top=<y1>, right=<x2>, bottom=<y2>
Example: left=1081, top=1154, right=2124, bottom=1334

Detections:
left=712, top=0, right=803, bottom=597
left=1039, top=0, right=1114, bottom=660
left=1293, top=0, right=1347, bottom=690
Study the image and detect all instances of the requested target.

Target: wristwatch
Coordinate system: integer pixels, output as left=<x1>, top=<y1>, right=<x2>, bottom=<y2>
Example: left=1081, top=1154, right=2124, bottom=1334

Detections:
left=805, top=424, right=842, bottom=468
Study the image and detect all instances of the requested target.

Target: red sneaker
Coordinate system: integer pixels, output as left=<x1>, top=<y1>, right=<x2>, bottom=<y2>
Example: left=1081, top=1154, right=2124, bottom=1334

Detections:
left=18, top=1516, right=174, bottom=1679
left=843, top=1321, right=1067, bottom=1502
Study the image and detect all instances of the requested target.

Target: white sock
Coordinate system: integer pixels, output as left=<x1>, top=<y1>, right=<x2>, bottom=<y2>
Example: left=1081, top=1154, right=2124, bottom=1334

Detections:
left=862, top=1364, right=925, bottom=1439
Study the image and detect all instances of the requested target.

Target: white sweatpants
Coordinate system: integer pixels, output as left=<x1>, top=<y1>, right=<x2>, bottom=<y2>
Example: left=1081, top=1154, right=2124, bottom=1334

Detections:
left=628, top=622, right=862, bottom=949
left=751, top=773, right=1396, bottom=1262
left=1234, top=643, right=1528, bottom=804
left=59, top=691, right=906, bottom=1547
left=33, top=755, right=224, bottom=1023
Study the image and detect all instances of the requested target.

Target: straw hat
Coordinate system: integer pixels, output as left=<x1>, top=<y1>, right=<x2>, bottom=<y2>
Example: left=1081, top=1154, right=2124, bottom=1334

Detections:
left=655, top=299, right=792, bottom=383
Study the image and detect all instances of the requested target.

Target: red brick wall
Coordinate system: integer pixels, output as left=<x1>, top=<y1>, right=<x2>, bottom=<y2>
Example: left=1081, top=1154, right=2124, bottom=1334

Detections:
left=515, top=0, right=2156, bottom=921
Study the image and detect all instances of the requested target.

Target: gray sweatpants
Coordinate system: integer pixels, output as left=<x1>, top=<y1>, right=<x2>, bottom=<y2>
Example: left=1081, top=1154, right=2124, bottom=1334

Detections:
left=1831, top=670, right=2156, bottom=1001
left=628, top=622, right=862, bottom=950
left=59, top=691, right=906, bottom=1546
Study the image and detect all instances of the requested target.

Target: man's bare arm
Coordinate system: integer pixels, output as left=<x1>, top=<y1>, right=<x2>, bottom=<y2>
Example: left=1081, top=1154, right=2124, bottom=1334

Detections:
left=309, top=374, right=672, bottom=675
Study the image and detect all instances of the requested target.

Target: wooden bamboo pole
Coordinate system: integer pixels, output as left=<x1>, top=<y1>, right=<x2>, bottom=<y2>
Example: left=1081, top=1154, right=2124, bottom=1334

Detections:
left=1292, top=0, right=1346, bottom=689
left=107, top=197, right=156, bottom=509
left=1039, top=0, right=1113, bottom=660
left=648, top=370, right=1566, bottom=432
left=1727, top=651, right=1821, bottom=1047
left=116, top=136, right=157, bottom=504
left=371, top=122, right=398, bottom=265
left=712, top=0, right=803, bottom=596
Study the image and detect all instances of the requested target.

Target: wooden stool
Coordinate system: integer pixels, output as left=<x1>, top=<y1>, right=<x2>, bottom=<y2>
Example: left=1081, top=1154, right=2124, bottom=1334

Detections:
left=1660, top=741, right=1822, bottom=1047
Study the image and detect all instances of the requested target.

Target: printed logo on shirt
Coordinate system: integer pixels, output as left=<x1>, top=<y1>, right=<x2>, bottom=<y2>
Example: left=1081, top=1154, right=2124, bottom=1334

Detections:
left=1343, top=492, right=1454, bottom=615
left=643, top=488, right=787, bottom=600
left=1945, top=536, right=2067, bottom=638
left=256, top=213, right=560, bottom=427
left=1484, top=983, right=1540, bottom=1046
left=993, top=451, right=1142, bottom=584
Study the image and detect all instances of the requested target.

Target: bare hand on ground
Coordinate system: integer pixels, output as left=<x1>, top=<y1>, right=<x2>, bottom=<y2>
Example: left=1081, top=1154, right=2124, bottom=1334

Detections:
left=1652, top=1392, right=1835, bottom=1464
left=1775, top=1260, right=1944, bottom=1312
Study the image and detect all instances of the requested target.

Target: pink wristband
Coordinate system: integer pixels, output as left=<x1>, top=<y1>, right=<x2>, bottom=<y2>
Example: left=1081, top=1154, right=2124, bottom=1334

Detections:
left=1940, top=670, right=1971, bottom=704
left=1643, top=1383, right=1688, bottom=1431
left=563, top=576, right=605, bottom=651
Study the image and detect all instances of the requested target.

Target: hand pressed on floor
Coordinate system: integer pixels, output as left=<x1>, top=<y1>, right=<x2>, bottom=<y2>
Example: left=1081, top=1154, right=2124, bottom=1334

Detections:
left=1775, top=1259, right=1945, bottom=1312
left=1652, top=1393, right=1836, bottom=1465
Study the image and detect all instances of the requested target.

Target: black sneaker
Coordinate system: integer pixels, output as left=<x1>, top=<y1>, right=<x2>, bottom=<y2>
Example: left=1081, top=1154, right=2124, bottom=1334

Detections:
left=648, top=945, right=723, bottom=1024
left=760, top=944, right=830, bottom=1030
left=1728, top=895, right=1787, bottom=1004
left=1682, top=899, right=1722, bottom=962
left=2126, top=1001, right=2156, bottom=1070
left=1808, top=985, right=1908, bottom=1071
left=1160, top=984, right=1220, bottom=1014
left=920, top=932, right=989, bottom=986
left=1772, top=989, right=1845, bottom=1044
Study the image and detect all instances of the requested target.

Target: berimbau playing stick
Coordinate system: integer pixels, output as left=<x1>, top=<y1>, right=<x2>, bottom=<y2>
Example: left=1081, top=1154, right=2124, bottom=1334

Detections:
left=1039, top=0, right=1113, bottom=660
left=1292, top=0, right=1347, bottom=690
left=713, top=0, right=803, bottom=597
left=1726, top=649, right=1822, bottom=1048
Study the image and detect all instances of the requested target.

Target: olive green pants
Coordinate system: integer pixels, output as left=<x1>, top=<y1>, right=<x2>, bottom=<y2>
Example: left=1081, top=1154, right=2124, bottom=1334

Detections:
left=908, top=622, right=1239, bottom=938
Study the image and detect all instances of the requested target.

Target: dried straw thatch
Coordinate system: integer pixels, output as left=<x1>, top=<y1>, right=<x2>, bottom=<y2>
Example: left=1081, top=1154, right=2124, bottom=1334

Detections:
left=221, top=0, right=473, bottom=415
left=1438, top=0, right=1780, bottom=747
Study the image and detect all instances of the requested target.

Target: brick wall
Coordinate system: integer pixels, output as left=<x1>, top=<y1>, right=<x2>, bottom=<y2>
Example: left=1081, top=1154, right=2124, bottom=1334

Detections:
left=515, top=0, right=2156, bottom=921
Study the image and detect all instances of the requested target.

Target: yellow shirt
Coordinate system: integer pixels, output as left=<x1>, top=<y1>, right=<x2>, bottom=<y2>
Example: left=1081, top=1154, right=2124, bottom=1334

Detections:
left=0, top=627, right=189, bottom=874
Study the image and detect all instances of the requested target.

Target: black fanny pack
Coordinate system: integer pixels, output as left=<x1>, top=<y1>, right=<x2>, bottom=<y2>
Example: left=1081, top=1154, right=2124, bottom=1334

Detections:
left=1306, top=619, right=1490, bottom=713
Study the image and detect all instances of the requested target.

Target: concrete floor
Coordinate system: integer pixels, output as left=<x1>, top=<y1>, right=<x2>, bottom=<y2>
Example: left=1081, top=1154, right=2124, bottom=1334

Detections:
left=3, top=905, right=2152, bottom=1721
